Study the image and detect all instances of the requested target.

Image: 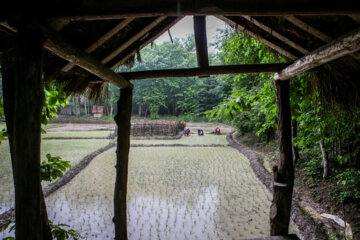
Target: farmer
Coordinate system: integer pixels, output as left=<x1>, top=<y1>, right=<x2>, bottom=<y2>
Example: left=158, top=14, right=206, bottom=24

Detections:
left=184, top=127, right=190, bottom=136
left=198, top=129, right=204, bottom=136
left=215, top=127, right=221, bottom=135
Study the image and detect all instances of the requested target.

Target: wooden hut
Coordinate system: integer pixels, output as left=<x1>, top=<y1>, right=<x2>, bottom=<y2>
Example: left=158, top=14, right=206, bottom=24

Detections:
left=0, top=1, right=360, bottom=239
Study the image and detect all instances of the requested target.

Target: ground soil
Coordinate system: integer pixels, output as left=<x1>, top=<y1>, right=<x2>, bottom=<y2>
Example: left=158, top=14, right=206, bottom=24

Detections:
left=234, top=132, right=360, bottom=240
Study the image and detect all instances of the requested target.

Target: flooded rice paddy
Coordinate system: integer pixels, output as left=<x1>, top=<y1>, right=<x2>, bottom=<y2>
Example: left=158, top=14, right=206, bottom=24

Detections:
left=0, top=124, right=272, bottom=239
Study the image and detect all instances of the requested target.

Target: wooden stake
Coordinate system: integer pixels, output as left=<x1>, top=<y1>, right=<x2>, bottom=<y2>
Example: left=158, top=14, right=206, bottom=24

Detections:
left=270, top=80, right=294, bottom=236
left=113, top=87, right=133, bottom=240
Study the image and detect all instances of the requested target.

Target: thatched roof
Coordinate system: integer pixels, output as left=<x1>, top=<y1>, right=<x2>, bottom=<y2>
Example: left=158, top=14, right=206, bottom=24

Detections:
left=0, top=2, right=360, bottom=108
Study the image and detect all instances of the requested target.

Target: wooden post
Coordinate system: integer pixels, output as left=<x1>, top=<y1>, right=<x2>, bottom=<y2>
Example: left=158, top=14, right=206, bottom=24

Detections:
left=10, top=22, right=52, bottom=240
left=194, top=16, right=209, bottom=68
left=113, top=87, right=133, bottom=240
left=270, top=80, right=294, bottom=236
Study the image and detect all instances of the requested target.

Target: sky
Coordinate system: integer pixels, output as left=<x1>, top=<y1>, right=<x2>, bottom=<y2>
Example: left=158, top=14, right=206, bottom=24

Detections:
left=154, top=16, right=228, bottom=53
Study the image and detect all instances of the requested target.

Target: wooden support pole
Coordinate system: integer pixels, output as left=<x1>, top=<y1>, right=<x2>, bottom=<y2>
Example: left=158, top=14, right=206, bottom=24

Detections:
left=11, top=22, right=52, bottom=240
left=274, top=28, right=360, bottom=80
left=117, top=63, right=290, bottom=80
left=113, top=87, right=133, bottom=240
left=194, top=16, right=209, bottom=68
left=270, top=80, right=294, bottom=236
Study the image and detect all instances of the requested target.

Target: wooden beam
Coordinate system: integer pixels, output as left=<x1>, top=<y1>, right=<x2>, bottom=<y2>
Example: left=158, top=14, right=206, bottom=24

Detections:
left=101, top=16, right=166, bottom=65
left=243, top=16, right=310, bottom=55
left=270, top=79, right=294, bottom=235
left=61, top=18, right=134, bottom=72
left=349, top=15, right=360, bottom=24
left=285, top=15, right=332, bottom=42
left=32, top=20, right=132, bottom=88
left=1, top=0, right=360, bottom=20
left=111, top=17, right=183, bottom=70
left=113, top=87, right=132, bottom=240
left=118, top=63, right=290, bottom=80
left=217, top=16, right=299, bottom=60
left=274, top=28, right=360, bottom=80
left=285, top=15, right=360, bottom=60
left=194, top=16, right=209, bottom=68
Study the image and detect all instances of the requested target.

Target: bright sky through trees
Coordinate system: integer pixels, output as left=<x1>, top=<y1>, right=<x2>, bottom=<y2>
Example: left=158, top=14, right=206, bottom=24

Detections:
left=155, top=16, right=227, bottom=53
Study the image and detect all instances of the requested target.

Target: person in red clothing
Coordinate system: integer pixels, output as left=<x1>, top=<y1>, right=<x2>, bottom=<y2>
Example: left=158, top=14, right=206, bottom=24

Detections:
left=215, top=127, right=220, bottom=135
left=184, top=127, right=190, bottom=136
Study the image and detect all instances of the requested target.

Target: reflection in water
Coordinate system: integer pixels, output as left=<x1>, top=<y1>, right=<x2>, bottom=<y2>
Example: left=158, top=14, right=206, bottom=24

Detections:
left=0, top=146, right=272, bottom=239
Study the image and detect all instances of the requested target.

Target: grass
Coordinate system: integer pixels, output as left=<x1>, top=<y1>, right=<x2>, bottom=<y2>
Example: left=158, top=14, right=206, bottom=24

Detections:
left=0, top=139, right=111, bottom=214
left=42, top=131, right=113, bottom=138
left=41, top=146, right=271, bottom=240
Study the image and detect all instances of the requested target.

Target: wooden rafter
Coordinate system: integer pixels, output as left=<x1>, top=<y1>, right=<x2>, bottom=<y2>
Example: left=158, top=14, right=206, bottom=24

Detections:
left=1, top=0, right=360, bottom=21
left=118, top=63, right=290, bottom=80
left=274, top=28, right=360, bottom=80
left=285, top=15, right=360, bottom=59
left=101, top=16, right=166, bottom=65
left=11, top=20, right=133, bottom=88
left=217, top=16, right=298, bottom=60
left=349, top=15, right=360, bottom=24
left=61, top=18, right=134, bottom=72
left=285, top=15, right=332, bottom=42
left=243, top=16, right=310, bottom=54
left=111, top=17, right=183, bottom=70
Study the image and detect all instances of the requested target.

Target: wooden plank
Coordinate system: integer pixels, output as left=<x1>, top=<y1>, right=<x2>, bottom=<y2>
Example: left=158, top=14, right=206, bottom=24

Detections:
left=113, top=87, right=132, bottom=240
left=194, top=16, right=209, bottom=68
left=118, top=63, right=290, bottom=80
left=217, top=16, right=298, bottom=60
left=274, top=28, right=360, bottom=80
left=2, top=0, right=360, bottom=21
left=349, top=15, right=360, bottom=24
left=111, top=17, right=183, bottom=70
left=285, top=15, right=332, bottom=42
left=101, top=16, right=166, bottom=65
left=30, top=20, right=132, bottom=88
left=270, top=80, right=294, bottom=235
left=61, top=18, right=134, bottom=72
left=243, top=16, right=310, bottom=54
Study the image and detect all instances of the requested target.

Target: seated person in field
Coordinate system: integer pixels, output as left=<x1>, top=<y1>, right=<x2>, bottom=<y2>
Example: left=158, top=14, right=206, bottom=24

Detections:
left=215, top=127, right=221, bottom=135
left=198, top=129, right=204, bottom=136
left=184, top=127, right=190, bottom=136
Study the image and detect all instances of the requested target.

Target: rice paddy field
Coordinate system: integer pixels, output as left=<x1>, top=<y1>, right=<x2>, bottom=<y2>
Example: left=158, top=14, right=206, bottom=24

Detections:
left=0, top=123, right=273, bottom=240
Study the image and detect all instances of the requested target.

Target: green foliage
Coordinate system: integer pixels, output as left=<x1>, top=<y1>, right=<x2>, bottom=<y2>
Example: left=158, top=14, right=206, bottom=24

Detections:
left=302, top=159, right=323, bottom=179
left=49, top=220, right=81, bottom=240
left=40, top=153, right=71, bottom=182
left=2, top=220, right=80, bottom=240
left=335, top=168, right=360, bottom=203
left=42, top=82, right=68, bottom=125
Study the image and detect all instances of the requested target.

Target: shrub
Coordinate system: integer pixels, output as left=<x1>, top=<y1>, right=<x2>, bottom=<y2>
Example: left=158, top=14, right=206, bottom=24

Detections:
left=302, top=159, right=323, bottom=179
left=335, top=168, right=360, bottom=204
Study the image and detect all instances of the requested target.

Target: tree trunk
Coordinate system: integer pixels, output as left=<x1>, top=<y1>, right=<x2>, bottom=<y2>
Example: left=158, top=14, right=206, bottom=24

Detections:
left=113, top=87, right=132, bottom=240
left=270, top=80, right=294, bottom=236
left=319, top=139, right=328, bottom=178
left=291, top=119, right=300, bottom=164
